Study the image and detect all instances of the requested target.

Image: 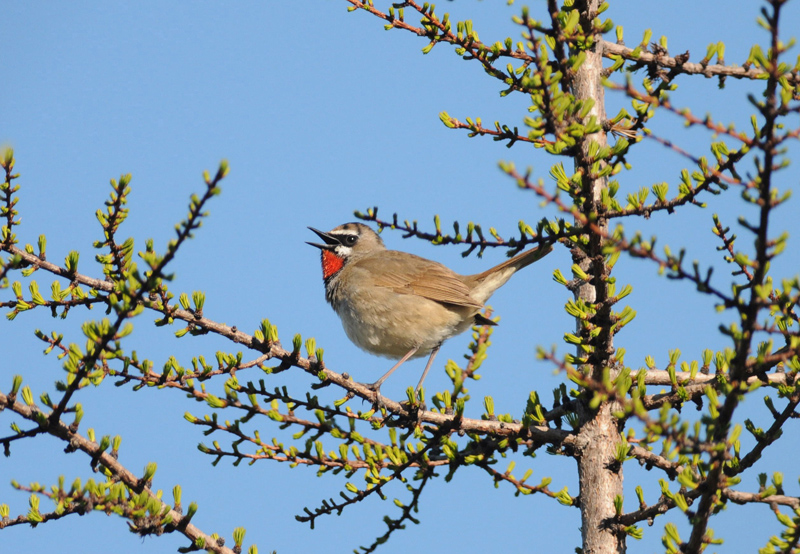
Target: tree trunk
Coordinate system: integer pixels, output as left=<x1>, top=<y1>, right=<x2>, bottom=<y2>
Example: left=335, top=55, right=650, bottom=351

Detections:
left=571, top=1, right=625, bottom=552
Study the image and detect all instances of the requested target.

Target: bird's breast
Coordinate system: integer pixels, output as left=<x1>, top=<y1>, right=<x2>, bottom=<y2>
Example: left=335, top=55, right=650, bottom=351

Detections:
left=329, top=280, right=475, bottom=359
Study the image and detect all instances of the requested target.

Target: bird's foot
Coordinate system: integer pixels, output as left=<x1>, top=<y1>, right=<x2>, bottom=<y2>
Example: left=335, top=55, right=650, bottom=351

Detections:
left=364, top=382, right=386, bottom=411
left=412, top=400, right=428, bottom=414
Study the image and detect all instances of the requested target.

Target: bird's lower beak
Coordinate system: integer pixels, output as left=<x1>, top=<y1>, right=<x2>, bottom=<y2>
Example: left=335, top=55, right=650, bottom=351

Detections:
left=306, top=227, right=341, bottom=250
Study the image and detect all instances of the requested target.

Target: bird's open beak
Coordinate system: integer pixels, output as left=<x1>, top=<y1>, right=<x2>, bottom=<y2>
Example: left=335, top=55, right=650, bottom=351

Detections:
left=306, top=227, right=341, bottom=250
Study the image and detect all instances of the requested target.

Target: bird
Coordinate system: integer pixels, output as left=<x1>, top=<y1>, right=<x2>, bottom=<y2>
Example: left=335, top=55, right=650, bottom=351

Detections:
left=307, top=222, right=551, bottom=401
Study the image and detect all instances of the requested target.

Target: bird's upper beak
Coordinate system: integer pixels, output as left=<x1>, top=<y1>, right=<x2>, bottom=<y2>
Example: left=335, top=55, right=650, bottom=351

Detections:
left=306, top=227, right=341, bottom=250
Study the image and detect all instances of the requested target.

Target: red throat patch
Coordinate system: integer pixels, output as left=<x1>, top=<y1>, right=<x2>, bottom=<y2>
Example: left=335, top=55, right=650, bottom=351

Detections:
left=321, top=250, right=345, bottom=280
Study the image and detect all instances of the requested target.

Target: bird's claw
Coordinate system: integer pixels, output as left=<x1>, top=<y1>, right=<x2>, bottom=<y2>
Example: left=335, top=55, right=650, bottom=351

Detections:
left=364, top=382, right=386, bottom=411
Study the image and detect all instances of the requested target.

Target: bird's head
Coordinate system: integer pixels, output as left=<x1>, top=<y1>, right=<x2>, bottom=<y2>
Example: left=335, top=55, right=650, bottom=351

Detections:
left=307, top=222, right=385, bottom=280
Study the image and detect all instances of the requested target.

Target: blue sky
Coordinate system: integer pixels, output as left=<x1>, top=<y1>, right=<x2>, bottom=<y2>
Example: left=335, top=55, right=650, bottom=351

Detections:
left=2, top=1, right=799, bottom=553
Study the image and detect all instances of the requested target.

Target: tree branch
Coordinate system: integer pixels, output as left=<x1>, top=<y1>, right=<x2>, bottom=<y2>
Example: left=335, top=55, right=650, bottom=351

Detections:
left=0, top=391, right=237, bottom=553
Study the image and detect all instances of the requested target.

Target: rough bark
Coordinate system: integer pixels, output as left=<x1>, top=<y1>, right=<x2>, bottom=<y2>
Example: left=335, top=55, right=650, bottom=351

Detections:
left=571, top=1, right=625, bottom=553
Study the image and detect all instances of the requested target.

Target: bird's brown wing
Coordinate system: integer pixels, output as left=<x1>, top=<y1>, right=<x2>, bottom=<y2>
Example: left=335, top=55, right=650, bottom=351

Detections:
left=355, top=252, right=484, bottom=309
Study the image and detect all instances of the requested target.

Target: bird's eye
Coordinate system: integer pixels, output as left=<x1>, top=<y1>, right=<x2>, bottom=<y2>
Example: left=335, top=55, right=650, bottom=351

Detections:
left=344, top=235, right=357, bottom=246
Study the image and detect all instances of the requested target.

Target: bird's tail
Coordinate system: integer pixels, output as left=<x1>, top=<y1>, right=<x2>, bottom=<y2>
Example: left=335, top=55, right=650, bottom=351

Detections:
left=467, top=244, right=553, bottom=303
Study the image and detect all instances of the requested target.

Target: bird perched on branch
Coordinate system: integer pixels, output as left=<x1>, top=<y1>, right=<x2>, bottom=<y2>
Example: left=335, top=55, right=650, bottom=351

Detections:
left=308, top=222, right=551, bottom=402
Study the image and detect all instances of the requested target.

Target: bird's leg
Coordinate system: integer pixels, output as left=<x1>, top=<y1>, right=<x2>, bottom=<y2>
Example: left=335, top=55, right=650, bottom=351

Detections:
left=414, top=344, right=441, bottom=393
left=366, top=346, right=419, bottom=408
left=412, top=343, right=441, bottom=411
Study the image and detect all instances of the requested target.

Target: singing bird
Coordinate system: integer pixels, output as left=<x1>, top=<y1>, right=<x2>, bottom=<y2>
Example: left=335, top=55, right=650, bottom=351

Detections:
left=308, top=223, right=550, bottom=398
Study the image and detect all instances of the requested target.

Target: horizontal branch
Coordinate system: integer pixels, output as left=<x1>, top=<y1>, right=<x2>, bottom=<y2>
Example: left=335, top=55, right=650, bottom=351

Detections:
left=628, top=444, right=683, bottom=478
left=643, top=369, right=794, bottom=387
left=600, top=40, right=799, bottom=84
left=639, top=368, right=795, bottom=411
left=2, top=244, right=575, bottom=446
left=618, top=483, right=800, bottom=528
left=723, top=488, right=800, bottom=508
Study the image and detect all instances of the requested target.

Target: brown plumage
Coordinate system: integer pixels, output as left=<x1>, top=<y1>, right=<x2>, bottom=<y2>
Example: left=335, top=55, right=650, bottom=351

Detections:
left=308, top=222, right=550, bottom=397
